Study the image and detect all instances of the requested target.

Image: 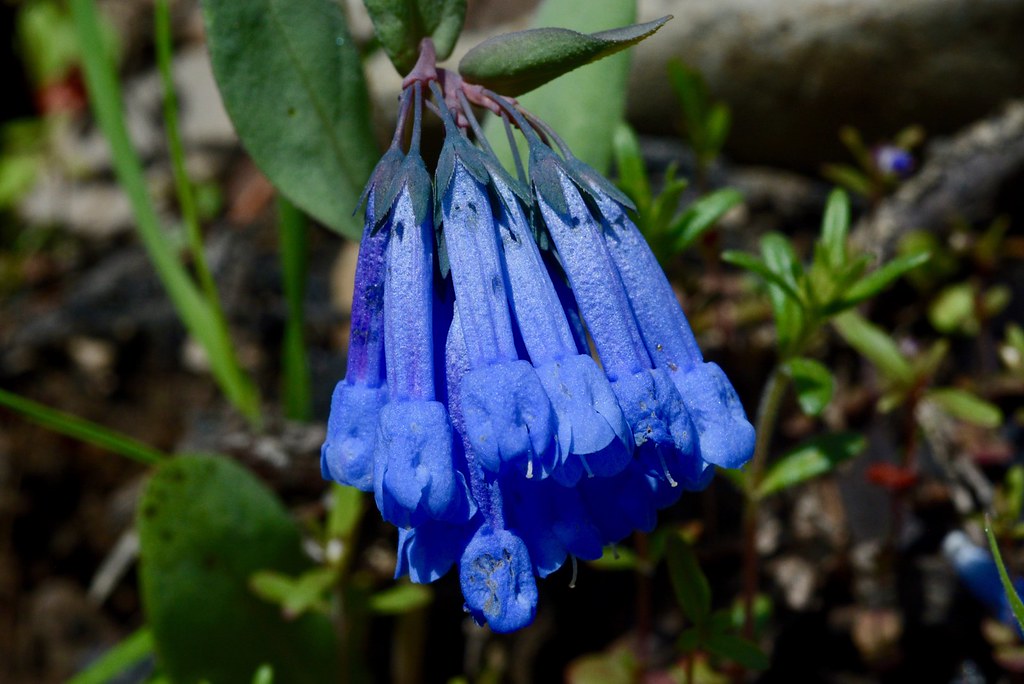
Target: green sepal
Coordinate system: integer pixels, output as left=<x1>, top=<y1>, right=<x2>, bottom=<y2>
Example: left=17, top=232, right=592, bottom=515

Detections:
left=364, top=0, right=466, bottom=73
left=358, top=145, right=405, bottom=230
left=530, top=144, right=572, bottom=220
left=459, top=16, right=670, bottom=97
left=377, top=152, right=434, bottom=233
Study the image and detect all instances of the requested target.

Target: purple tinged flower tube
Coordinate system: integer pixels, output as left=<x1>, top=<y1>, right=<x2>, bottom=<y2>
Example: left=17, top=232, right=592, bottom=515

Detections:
left=531, top=147, right=700, bottom=489
left=597, top=198, right=755, bottom=470
left=491, top=176, right=632, bottom=486
left=373, top=161, right=471, bottom=529
left=321, top=188, right=390, bottom=491
left=441, top=152, right=556, bottom=480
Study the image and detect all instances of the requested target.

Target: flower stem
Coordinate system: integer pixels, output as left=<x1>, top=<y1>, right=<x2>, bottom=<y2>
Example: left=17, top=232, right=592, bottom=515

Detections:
left=742, top=364, right=789, bottom=638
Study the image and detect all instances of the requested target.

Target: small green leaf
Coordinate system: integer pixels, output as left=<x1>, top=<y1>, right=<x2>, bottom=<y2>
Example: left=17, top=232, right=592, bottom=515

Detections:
left=833, top=311, right=915, bottom=388
left=364, top=0, right=466, bottom=73
left=327, top=483, right=365, bottom=540
left=67, top=628, right=153, bottom=684
left=840, top=251, right=930, bottom=309
left=925, top=388, right=1003, bottom=428
left=666, top=533, right=712, bottom=627
left=612, top=123, right=650, bottom=209
left=705, top=634, right=770, bottom=670
left=252, top=665, right=274, bottom=684
left=721, top=251, right=803, bottom=304
left=822, top=164, right=874, bottom=198
left=250, top=567, right=336, bottom=619
left=985, top=520, right=1024, bottom=633
left=138, top=456, right=339, bottom=683
left=782, top=358, right=835, bottom=416
left=820, top=188, right=851, bottom=268
left=760, top=233, right=802, bottom=292
left=672, top=188, right=743, bottom=251
left=460, top=16, right=669, bottom=97
left=757, top=432, right=865, bottom=498
left=369, top=582, right=433, bottom=615
left=201, top=0, right=377, bottom=237
left=704, top=103, right=731, bottom=158
left=676, top=626, right=701, bottom=653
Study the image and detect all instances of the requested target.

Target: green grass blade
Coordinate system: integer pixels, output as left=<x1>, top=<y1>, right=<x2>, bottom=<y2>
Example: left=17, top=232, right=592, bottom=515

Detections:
left=68, top=627, right=154, bottom=684
left=278, top=197, right=312, bottom=421
left=985, top=519, right=1024, bottom=632
left=154, top=0, right=219, bottom=307
left=0, top=389, right=167, bottom=465
left=70, top=0, right=260, bottom=425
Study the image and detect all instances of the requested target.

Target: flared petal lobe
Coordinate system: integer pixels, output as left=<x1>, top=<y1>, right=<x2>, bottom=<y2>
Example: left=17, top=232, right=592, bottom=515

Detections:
left=460, top=525, right=538, bottom=633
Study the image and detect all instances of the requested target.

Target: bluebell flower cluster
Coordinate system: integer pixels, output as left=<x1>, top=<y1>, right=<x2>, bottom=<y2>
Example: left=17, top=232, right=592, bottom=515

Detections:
left=321, top=76, right=755, bottom=633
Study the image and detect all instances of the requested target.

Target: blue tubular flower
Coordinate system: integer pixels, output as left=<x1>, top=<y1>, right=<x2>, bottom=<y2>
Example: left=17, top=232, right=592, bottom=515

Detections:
left=491, top=176, right=632, bottom=486
left=437, top=129, right=556, bottom=480
left=373, top=152, right=471, bottom=529
left=597, top=198, right=755, bottom=470
left=321, top=189, right=390, bottom=491
left=460, top=524, right=538, bottom=633
left=943, top=531, right=1024, bottom=628
left=397, top=516, right=480, bottom=584
left=531, top=146, right=699, bottom=488
left=500, top=474, right=604, bottom=577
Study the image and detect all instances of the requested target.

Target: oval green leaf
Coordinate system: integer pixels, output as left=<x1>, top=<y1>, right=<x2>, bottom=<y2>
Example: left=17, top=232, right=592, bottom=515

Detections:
left=138, top=455, right=339, bottom=683
left=757, top=432, right=866, bottom=499
left=925, top=388, right=1003, bottom=428
left=460, top=15, right=670, bottom=97
left=783, top=357, right=835, bottom=417
left=365, top=0, right=466, bottom=73
left=201, top=0, right=377, bottom=238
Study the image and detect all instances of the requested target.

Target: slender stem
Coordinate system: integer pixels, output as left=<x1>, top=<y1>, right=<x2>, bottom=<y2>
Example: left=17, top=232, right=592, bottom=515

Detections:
left=154, top=0, right=219, bottom=308
left=278, top=197, right=312, bottom=421
left=634, top=531, right=651, bottom=683
left=502, top=114, right=528, bottom=186
left=742, top=365, right=789, bottom=639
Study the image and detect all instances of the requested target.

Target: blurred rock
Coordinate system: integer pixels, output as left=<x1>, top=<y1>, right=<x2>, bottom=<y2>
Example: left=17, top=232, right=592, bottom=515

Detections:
left=630, top=0, right=1024, bottom=165
left=854, top=100, right=1024, bottom=259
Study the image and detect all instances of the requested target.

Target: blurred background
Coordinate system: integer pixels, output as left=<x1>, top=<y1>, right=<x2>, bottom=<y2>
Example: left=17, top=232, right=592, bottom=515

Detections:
left=2, top=0, right=1024, bottom=682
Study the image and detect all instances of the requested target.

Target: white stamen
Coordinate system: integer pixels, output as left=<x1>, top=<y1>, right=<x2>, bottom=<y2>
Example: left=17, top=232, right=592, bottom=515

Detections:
left=659, top=450, right=679, bottom=488
left=569, top=556, right=578, bottom=589
left=579, top=455, right=594, bottom=478
left=526, top=453, right=534, bottom=479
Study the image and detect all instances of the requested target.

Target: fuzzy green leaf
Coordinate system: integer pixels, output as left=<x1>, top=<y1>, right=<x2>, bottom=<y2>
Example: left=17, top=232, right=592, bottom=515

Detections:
left=201, top=0, right=377, bottom=237
left=138, top=456, right=339, bottom=683
left=364, top=0, right=466, bottom=72
left=460, top=16, right=669, bottom=97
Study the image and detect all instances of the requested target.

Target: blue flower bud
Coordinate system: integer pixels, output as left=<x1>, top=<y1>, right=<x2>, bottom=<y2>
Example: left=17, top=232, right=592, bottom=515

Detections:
left=397, top=517, right=480, bottom=584
left=460, top=524, right=538, bottom=633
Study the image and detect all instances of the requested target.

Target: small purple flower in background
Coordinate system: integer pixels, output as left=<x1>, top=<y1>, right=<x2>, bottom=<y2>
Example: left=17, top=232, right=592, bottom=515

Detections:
left=322, top=50, right=756, bottom=633
left=873, top=145, right=915, bottom=178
